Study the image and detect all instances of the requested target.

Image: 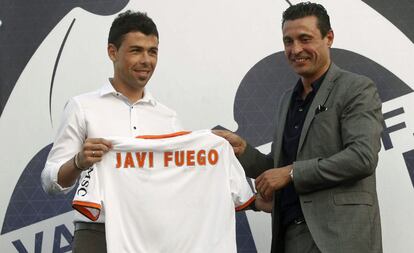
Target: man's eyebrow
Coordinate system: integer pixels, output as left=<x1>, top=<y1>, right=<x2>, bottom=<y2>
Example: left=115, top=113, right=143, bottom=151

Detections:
left=298, top=33, right=312, bottom=38
left=129, top=45, right=143, bottom=49
left=128, top=45, right=158, bottom=50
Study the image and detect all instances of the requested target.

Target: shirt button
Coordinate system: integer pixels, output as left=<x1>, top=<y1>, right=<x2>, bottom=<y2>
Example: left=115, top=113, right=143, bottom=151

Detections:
left=298, top=108, right=303, bottom=112
left=133, top=126, right=137, bottom=130
left=294, top=125, right=299, bottom=129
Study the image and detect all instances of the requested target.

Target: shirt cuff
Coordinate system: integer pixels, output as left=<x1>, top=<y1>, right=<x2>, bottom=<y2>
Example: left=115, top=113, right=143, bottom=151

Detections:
left=42, top=162, right=76, bottom=194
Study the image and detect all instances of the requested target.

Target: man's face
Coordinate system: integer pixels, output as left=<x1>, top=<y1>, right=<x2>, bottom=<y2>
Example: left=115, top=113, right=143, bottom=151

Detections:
left=108, top=31, right=158, bottom=90
left=282, top=16, right=333, bottom=82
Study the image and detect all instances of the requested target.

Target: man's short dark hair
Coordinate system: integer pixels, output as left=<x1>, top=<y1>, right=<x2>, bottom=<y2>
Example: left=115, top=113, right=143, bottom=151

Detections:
left=282, top=2, right=331, bottom=37
left=108, top=10, right=159, bottom=49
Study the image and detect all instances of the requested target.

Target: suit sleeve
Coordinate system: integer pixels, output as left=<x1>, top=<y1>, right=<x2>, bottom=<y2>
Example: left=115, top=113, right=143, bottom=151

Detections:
left=237, top=89, right=291, bottom=179
left=293, top=76, right=383, bottom=194
left=238, top=144, right=274, bottom=179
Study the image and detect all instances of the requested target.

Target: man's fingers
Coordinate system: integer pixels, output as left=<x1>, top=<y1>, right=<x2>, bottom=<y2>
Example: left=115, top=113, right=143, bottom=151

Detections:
left=255, top=179, right=262, bottom=193
left=84, top=143, right=111, bottom=153
left=263, top=188, right=273, bottom=201
left=213, top=130, right=238, bottom=144
left=78, top=151, right=103, bottom=168
left=255, top=172, right=265, bottom=187
left=92, top=143, right=111, bottom=152
left=255, top=176, right=267, bottom=197
left=256, top=178, right=271, bottom=201
left=85, top=138, right=112, bottom=148
left=88, top=150, right=104, bottom=157
left=212, top=130, right=247, bottom=157
left=259, top=183, right=271, bottom=200
left=78, top=140, right=111, bottom=168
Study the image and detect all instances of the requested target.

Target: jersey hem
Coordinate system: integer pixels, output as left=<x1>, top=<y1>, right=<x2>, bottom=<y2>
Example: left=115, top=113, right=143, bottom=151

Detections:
left=72, top=200, right=102, bottom=221
left=235, top=195, right=256, bottom=211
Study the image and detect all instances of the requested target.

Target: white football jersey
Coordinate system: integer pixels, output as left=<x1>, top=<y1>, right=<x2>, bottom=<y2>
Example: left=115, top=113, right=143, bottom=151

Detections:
left=73, top=130, right=255, bottom=253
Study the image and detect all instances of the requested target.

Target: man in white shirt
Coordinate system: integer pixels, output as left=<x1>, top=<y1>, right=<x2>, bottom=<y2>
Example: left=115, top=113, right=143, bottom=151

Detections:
left=41, top=10, right=183, bottom=253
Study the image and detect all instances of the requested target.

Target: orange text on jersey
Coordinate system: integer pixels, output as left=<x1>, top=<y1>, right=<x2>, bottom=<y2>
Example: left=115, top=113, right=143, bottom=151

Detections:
left=164, top=149, right=219, bottom=167
left=116, top=149, right=219, bottom=169
left=116, top=151, right=154, bottom=169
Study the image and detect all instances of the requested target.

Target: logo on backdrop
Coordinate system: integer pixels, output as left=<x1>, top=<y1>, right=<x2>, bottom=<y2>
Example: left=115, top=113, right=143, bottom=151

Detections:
left=0, top=0, right=129, bottom=117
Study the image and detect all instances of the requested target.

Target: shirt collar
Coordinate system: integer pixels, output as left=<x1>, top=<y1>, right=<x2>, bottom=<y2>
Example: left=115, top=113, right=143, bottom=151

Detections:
left=293, top=67, right=330, bottom=98
left=99, top=79, right=157, bottom=106
left=141, top=89, right=157, bottom=106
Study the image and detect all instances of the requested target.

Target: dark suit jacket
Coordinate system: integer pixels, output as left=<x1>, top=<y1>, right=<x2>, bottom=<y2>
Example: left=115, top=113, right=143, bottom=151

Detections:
left=240, top=63, right=383, bottom=253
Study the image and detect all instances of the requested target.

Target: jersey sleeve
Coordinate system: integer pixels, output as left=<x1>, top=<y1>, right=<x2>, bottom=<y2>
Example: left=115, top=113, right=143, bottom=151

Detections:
left=224, top=142, right=256, bottom=211
left=72, top=166, right=102, bottom=221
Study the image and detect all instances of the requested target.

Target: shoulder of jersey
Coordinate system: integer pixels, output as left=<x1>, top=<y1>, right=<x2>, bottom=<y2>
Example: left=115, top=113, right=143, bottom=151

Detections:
left=196, top=129, right=229, bottom=144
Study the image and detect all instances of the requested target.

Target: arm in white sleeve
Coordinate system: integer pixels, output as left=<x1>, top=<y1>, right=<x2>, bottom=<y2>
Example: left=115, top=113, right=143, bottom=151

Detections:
left=41, top=98, right=86, bottom=194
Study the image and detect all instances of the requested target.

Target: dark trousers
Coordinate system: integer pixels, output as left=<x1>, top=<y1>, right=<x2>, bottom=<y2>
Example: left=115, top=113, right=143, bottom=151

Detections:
left=284, top=222, right=321, bottom=253
left=72, top=222, right=106, bottom=253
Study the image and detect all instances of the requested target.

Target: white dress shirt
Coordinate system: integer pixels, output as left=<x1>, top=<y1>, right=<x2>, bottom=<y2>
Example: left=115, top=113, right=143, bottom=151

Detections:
left=41, top=80, right=183, bottom=222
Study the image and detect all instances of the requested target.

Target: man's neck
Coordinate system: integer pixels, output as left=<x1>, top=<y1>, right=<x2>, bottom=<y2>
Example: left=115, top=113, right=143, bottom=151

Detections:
left=300, top=61, right=331, bottom=98
left=110, top=78, right=144, bottom=104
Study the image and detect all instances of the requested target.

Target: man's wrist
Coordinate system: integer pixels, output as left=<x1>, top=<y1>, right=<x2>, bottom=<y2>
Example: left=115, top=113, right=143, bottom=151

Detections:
left=74, top=153, right=88, bottom=171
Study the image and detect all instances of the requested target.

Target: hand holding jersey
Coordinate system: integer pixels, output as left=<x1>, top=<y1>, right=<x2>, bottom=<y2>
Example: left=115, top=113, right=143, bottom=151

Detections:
left=56, top=138, right=113, bottom=189
left=254, top=194, right=273, bottom=213
left=255, top=165, right=293, bottom=201
left=76, top=138, right=113, bottom=170
left=212, top=129, right=247, bottom=157
left=213, top=130, right=280, bottom=204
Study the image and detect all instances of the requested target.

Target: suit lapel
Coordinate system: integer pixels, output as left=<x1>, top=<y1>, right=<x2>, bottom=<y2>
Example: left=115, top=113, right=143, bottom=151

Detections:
left=273, top=89, right=294, bottom=166
left=297, top=64, right=341, bottom=154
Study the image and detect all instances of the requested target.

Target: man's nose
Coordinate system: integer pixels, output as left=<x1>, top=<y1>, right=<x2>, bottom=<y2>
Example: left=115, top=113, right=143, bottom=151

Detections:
left=140, top=52, right=150, bottom=64
left=291, top=41, right=303, bottom=54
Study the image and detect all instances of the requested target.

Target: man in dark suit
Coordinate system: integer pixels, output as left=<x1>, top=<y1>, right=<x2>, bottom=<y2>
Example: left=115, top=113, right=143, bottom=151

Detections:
left=215, top=2, right=383, bottom=253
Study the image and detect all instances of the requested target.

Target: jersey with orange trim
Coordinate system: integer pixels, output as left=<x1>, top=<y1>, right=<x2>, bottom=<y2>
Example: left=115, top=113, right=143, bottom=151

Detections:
left=72, top=130, right=254, bottom=253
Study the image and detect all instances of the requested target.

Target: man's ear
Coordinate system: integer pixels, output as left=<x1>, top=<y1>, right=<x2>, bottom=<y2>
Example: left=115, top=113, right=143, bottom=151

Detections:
left=107, top=43, right=118, bottom=62
left=326, top=30, right=334, bottom=48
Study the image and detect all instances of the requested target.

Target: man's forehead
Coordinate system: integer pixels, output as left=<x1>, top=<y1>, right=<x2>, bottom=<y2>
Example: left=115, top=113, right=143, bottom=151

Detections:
left=122, top=32, right=159, bottom=47
left=282, top=17, right=320, bottom=36
left=124, top=31, right=158, bottom=41
left=283, top=16, right=318, bottom=29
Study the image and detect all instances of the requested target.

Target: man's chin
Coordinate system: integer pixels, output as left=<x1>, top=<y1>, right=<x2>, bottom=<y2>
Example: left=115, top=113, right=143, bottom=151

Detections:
left=134, top=77, right=150, bottom=86
left=291, top=66, right=310, bottom=76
